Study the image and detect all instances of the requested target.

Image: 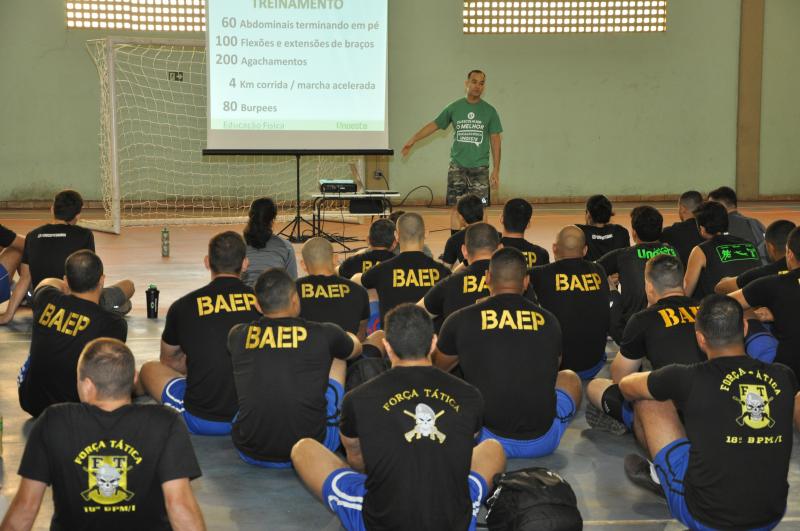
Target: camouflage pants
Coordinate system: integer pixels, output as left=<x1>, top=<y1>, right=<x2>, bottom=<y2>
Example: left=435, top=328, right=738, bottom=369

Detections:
left=446, top=163, right=490, bottom=206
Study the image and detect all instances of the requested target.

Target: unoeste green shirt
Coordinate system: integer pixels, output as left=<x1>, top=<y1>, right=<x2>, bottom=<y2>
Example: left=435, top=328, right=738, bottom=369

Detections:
left=434, top=98, right=502, bottom=169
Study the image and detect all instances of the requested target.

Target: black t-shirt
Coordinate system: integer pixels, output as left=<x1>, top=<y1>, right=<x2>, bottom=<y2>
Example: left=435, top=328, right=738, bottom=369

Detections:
left=736, top=257, right=788, bottom=289
left=500, top=237, right=550, bottom=269
left=661, top=218, right=703, bottom=266
left=577, top=223, right=630, bottom=262
left=22, top=223, right=95, bottom=289
left=437, top=293, right=561, bottom=438
left=648, top=357, right=797, bottom=529
left=297, top=274, right=370, bottom=334
left=18, top=403, right=201, bottom=531
left=161, top=277, right=260, bottom=421
left=227, top=316, right=354, bottom=462
left=530, top=258, right=610, bottom=372
left=340, top=365, right=483, bottom=531
left=694, top=234, right=761, bottom=299
left=441, top=229, right=467, bottom=266
left=597, top=242, right=677, bottom=324
left=20, top=286, right=128, bottom=417
left=339, top=249, right=396, bottom=279
left=0, top=223, right=17, bottom=247
left=619, top=295, right=704, bottom=369
left=361, top=251, right=451, bottom=326
left=423, top=260, right=491, bottom=322
left=743, top=269, right=800, bottom=376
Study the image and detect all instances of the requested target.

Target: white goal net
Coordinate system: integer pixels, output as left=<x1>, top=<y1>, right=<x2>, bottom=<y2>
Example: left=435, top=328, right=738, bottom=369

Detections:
left=85, top=37, right=360, bottom=233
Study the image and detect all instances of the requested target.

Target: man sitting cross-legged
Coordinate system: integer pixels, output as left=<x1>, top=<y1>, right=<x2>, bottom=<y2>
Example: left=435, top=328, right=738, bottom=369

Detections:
left=227, top=268, right=362, bottom=467
left=292, top=304, right=506, bottom=531
left=619, top=295, right=799, bottom=531
left=441, top=193, right=487, bottom=268
left=298, top=237, right=370, bottom=339
left=585, top=254, right=704, bottom=435
left=435, top=247, right=583, bottom=458
left=2, top=338, right=205, bottom=531
left=338, top=218, right=397, bottom=280
left=499, top=197, right=550, bottom=269
left=138, top=231, right=261, bottom=435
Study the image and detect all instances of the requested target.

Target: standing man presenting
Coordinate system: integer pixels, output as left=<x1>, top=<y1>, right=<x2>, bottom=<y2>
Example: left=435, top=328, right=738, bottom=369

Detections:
left=402, top=70, right=503, bottom=233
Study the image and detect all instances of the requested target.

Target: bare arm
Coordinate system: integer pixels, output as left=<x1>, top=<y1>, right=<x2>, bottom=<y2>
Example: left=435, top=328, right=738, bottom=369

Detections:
left=341, top=434, right=366, bottom=473
left=9, top=234, right=25, bottom=252
left=346, top=332, right=363, bottom=360
left=0, top=478, right=47, bottom=531
left=683, top=246, right=705, bottom=297
left=489, top=133, right=502, bottom=187
left=356, top=319, right=368, bottom=342
left=619, top=372, right=654, bottom=402
left=351, top=273, right=363, bottom=286
left=0, top=265, right=32, bottom=324
left=160, top=340, right=187, bottom=374
left=728, top=289, right=751, bottom=311
left=432, top=348, right=459, bottom=373
left=794, top=392, right=800, bottom=432
left=610, top=354, right=643, bottom=384
left=402, top=122, right=441, bottom=158
left=715, top=276, right=739, bottom=295
left=362, top=329, right=386, bottom=357
left=162, top=478, right=206, bottom=531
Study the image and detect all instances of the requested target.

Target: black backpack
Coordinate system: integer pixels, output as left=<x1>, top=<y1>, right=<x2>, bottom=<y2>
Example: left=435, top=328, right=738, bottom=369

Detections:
left=482, top=467, right=583, bottom=531
left=345, top=357, right=391, bottom=392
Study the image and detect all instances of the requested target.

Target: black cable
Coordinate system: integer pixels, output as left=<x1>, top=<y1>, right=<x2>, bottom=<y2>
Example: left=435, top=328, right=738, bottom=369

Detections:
left=393, top=185, right=434, bottom=208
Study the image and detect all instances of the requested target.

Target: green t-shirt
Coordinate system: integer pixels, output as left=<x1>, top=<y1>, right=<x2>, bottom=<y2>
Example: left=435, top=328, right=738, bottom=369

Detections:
left=434, top=98, right=502, bottom=169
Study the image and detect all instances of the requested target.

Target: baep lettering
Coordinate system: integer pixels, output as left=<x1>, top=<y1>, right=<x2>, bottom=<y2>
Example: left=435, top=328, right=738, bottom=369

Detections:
left=480, top=309, right=545, bottom=331
left=38, top=303, right=91, bottom=337
left=300, top=283, right=350, bottom=299
left=657, top=305, right=699, bottom=328
left=196, top=293, right=257, bottom=316
left=522, top=252, right=538, bottom=269
left=245, top=325, right=308, bottom=349
left=392, top=268, right=440, bottom=288
left=462, top=274, right=487, bottom=294
left=555, top=273, right=602, bottom=292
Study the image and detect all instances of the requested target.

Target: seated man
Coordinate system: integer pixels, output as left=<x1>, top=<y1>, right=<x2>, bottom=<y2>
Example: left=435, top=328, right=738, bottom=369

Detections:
left=531, top=225, right=610, bottom=379
left=586, top=254, right=704, bottom=435
left=0, top=222, right=25, bottom=304
left=500, top=198, right=549, bottom=268
left=708, top=186, right=768, bottom=263
left=716, top=219, right=795, bottom=294
left=2, top=338, right=205, bottom=530
left=292, top=304, right=506, bottom=531
left=298, top=237, right=370, bottom=339
left=227, top=268, right=362, bottom=467
left=597, top=205, right=677, bottom=343
left=661, top=190, right=703, bottom=266
left=18, top=250, right=128, bottom=417
left=435, top=247, right=583, bottom=458
left=684, top=201, right=761, bottom=299
left=441, top=193, right=485, bottom=268
left=619, top=295, right=798, bottom=530
left=338, top=218, right=397, bottom=279
left=1, top=189, right=134, bottom=324
left=356, top=213, right=450, bottom=329
left=577, top=194, right=630, bottom=262
left=138, top=231, right=261, bottom=435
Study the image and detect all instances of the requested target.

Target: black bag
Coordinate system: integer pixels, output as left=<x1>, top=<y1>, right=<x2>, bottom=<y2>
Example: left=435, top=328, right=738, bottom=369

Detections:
left=483, top=467, right=582, bottom=531
left=345, top=357, right=390, bottom=392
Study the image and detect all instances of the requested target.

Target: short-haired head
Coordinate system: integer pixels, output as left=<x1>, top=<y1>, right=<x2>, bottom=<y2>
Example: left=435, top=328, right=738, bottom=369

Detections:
left=695, top=294, right=744, bottom=349
left=396, top=212, right=425, bottom=243
left=457, top=194, right=484, bottom=224
left=384, top=304, right=434, bottom=360
left=645, top=254, right=684, bottom=294
left=208, top=231, right=247, bottom=274
left=244, top=197, right=278, bottom=249
left=488, top=247, right=528, bottom=290
left=65, top=250, right=104, bottom=293
left=465, top=222, right=500, bottom=255
left=368, top=218, right=396, bottom=249
left=787, top=226, right=800, bottom=262
left=694, top=200, right=729, bottom=235
left=764, top=220, right=796, bottom=255
left=502, top=198, right=533, bottom=233
left=679, top=190, right=703, bottom=212
left=631, top=205, right=663, bottom=242
left=53, top=189, right=84, bottom=222
left=301, top=237, right=334, bottom=268
left=467, top=69, right=486, bottom=80
left=708, top=186, right=737, bottom=208
left=555, top=225, right=586, bottom=258
left=586, top=195, right=613, bottom=224
left=78, top=338, right=135, bottom=400
left=254, top=268, right=297, bottom=313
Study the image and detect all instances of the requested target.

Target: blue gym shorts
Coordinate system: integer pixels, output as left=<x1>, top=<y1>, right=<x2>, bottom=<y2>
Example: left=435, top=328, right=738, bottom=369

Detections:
left=237, top=379, right=344, bottom=469
left=323, top=468, right=488, bottom=531
left=653, top=438, right=783, bottom=531
left=575, top=353, right=607, bottom=380
left=162, top=377, right=233, bottom=436
left=477, top=389, right=576, bottom=458
left=0, top=264, right=10, bottom=303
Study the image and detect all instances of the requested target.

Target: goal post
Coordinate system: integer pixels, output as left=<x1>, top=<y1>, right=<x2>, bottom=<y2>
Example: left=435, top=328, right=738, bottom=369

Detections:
left=84, top=37, right=362, bottom=234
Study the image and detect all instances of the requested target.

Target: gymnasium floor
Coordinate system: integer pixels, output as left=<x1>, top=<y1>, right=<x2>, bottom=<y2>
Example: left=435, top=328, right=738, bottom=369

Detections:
left=1, top=201, right=800, bottom=530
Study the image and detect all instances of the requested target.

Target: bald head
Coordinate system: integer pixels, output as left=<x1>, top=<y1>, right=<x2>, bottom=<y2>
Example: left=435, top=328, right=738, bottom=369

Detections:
left=555, top=225, right=587, bottom=260
left=397, top=213, right=425, bottom=245
left=301, top=237, right=335, bottom=274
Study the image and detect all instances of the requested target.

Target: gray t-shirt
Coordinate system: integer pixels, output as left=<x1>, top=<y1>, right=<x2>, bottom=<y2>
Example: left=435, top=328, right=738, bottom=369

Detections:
left=242, top=236, right=298, bottom=286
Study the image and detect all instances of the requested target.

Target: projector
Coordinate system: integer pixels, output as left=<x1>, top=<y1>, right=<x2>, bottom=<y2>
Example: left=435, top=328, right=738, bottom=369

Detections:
left=319, top=179, right=357, bottom=193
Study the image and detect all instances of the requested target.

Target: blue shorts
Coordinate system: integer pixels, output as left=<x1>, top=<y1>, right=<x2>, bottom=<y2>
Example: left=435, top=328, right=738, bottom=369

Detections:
left=323, top=468, right=488, bottom=531
left=575, top=354, right=607, bottom=380
left=654, top=439, right=782, bottom=531
left=478, top=389, right=576, bottom=458
left=161, top=377, right=233, bottom=436
left=0, top=264, right=10, bottom=303
left=237, top=379, right=344, bottom=469
left=745, top=331, right=778, bottom=364
left=367, top=300, right=381, bottom=334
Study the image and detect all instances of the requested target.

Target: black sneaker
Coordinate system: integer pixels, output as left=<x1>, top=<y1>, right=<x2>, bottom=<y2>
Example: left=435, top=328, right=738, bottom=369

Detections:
left=585, top=403, right=628, bottom=435
left=624, top=454, right=665, bottom=498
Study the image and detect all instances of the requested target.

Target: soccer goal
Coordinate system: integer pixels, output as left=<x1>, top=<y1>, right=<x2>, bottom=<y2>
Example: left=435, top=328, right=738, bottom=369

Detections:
left=85, top=37, right=361, bottom=234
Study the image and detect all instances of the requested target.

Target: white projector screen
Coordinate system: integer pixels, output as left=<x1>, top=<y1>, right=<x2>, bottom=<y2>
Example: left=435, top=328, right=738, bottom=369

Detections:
left=205, top=0, right=389, bottom=152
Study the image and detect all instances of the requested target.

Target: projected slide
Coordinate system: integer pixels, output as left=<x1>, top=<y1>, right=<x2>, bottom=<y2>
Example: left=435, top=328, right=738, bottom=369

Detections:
left=206, top=0, right=389, bottom=151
